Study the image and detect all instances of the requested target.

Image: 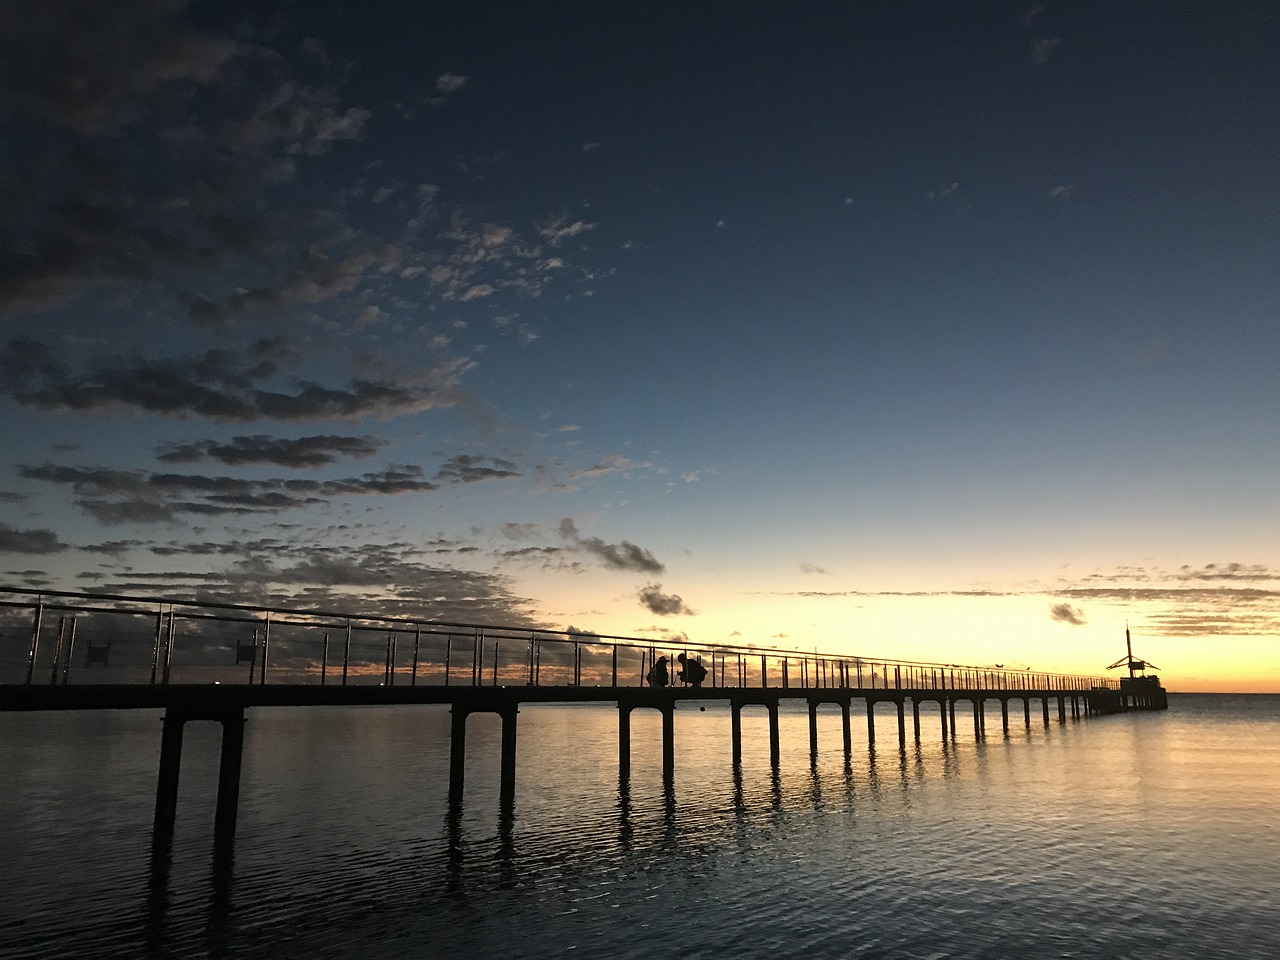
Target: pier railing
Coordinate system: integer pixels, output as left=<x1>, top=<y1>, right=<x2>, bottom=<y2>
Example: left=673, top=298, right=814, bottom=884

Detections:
left=0, top=586, right=1117, bottom=694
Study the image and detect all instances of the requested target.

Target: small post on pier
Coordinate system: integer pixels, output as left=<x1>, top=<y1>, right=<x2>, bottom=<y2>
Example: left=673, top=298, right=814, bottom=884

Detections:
left=342, top=621, right=352, bottom=686
left=24, top=600, right=43, bottom=685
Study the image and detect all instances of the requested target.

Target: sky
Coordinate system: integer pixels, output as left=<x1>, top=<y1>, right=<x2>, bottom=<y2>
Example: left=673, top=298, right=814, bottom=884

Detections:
left=1, top=1, right=1277, bottom=692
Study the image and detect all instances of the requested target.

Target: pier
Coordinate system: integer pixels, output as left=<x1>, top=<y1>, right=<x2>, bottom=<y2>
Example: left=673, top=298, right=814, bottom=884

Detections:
left=0, top=587, right=1166, bottom=845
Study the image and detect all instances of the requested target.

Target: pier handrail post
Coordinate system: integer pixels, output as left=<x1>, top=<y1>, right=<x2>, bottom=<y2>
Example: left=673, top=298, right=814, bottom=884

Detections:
left=342, top=620, right=351, bottom=686
left=60, top=616, right=77, bottom=685
left=49, top=616, right=66, bottom=686
left=255, top=613, right=269, bottom=686
left=24, top=599, right=43, bottom=685
left=150, top=607, right=164, bottom=685
left=163, top=610, right=176, bottom=684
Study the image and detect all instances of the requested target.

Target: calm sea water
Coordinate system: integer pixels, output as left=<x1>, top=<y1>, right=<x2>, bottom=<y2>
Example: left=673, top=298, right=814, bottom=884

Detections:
left=1, top=693, right=1277, bottom=959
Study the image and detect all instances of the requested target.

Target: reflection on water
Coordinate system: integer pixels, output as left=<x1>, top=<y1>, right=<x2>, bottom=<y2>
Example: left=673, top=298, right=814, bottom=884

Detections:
left=2, top=696, right=1279, bottom=958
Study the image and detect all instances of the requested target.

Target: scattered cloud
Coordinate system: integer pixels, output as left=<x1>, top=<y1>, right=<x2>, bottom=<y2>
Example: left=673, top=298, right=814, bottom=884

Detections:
left=157, top=434, right=388, bottom=468
left=0, top=523, right=70, bottom=555
left=638, top=583, right=695, bottom=616
left=17, top=461, right=442, bottom=524
left=1, top=338, right=470, bottom=422
left=558, top=519, right=664, bottom=573
left=435, top=72, right=469, bottom=94
left=799, top=562, right=830, bottom=576
left=434, top=454, right=521, bottom=484
left=1050, top=602, right=1087, bottom=626
left=538, top=217, right=597, bottom=247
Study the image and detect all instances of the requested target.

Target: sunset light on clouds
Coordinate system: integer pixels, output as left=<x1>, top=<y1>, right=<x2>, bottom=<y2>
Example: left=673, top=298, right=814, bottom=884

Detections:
left=2, top=1, right=1276, bottom=691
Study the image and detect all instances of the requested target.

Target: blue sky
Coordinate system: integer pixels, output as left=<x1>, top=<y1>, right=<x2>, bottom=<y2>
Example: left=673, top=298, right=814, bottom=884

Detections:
left=2, top=1, right=1277, bottom=689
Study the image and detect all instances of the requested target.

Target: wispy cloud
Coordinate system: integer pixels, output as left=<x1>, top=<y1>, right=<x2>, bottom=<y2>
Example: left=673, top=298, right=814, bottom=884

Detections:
left=435, top=72, right=469, bottom=94
left=1032, top=38, right=1062, bottom=65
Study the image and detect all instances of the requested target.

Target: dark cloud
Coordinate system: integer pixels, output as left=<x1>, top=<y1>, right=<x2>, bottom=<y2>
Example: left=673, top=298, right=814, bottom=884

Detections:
left=799, top=562, right=829, bottom=575
left=435, top=454, right=521, bottom=484
left=80, top=540, right=543, bottom=626
left=1049, top=602, right=1086, bottom=626
left=181, top=249, right=397, bottom=329
left=0, top=523, right=70, bottom=555
left=0, top=339, right=464, bottom=422
left=558, top=518, right=664, bottom=574
left=17, top=461, right=440, bottom=524
left=0, top=0, right=372, bottom=319
left=638, top=583, right=696, bottom=617
left=157, top=434, right=387, bottom=467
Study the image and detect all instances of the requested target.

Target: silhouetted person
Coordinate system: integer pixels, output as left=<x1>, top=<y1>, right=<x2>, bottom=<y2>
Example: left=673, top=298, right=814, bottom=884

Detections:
left=676, top=653, right=707, bottom=687
left=647, top=656, right=669, bottom=688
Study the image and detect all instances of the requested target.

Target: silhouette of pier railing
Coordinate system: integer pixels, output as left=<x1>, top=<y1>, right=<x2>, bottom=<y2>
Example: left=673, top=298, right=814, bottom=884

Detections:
left=0, top=586, right=1158, bottom=847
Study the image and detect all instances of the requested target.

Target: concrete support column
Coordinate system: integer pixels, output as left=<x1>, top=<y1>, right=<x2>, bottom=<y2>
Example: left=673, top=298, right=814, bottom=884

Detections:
left=731, top=702, right=742, bottom=767
left=1058, top=696, right=1067, bottom=724
left=214, top=710, right=245, bottom=842
left=841, top=700, right=852, bottom=758
left=449, top=706, right=467, bottom=803
left=1000, top=699, right=1009, bottom=735
left=154, top=712, right=185, bottom=838
left=896, top=700, right=906, bottom=750
left=972, top=700, right=982, bottom=739
left=808, top=700, right=819, bottom=761
left=618, top=704, right=632, bottom=781
left=1042, top=696, right=1050, bottom=726
left=866, top=700, right=876, bottom=745
left=911, top=699, right=921, bottom=743
left=500, top=706, right=518, bottom=807
left=662, top=703, right=675, bottom=782
left=939, top=698, right=949, bottom=741
left=1024, top=697, right=1031, bottom=727
left=948, top=698, right=957, bottom=739
left=767, top=702, right=780, bottom=769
